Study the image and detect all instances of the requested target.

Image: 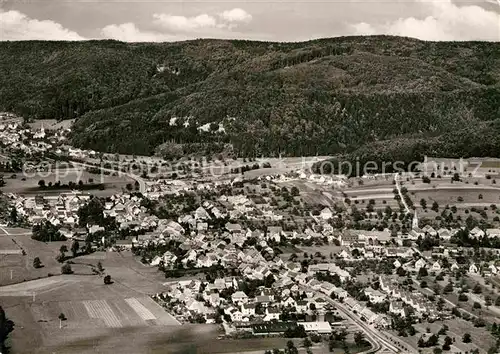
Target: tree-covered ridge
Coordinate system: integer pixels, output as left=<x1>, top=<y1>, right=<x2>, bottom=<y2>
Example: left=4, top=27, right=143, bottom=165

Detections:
left=1, top=36, right=499, bottom=156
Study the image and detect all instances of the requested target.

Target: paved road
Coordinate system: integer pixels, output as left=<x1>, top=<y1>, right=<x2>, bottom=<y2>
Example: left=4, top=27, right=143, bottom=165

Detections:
left=301, top=285, right=418, bottom=353
left=394, top=174, right=411, bottom=215
left=71, top=161, right=146, bottom=193
left=300, top=286, right=389, bottom=353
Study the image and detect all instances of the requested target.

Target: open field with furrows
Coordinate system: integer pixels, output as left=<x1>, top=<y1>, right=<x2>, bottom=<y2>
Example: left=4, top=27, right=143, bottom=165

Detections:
left=0, top=167, right=134, bottom=196
left=0, top=275, right=184, bottom=354
left=0, top=272, right=310, bottom=354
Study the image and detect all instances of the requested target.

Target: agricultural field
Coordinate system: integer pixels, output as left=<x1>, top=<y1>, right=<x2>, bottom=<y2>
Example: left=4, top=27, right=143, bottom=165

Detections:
left=0, top=232, right=92, bottom=286
left=0, top=275, right=184, bottom=354
left=395, top=318, right=496, bottom=354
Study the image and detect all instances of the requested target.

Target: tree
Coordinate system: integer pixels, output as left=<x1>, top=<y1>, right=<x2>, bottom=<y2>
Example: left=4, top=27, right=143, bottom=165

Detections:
left=431, top=201, right=439, bottom=212
left=473, top=302, right=481, bottom=310
left=303, top=337, right=312, bottom=348
left=462, top=333, right=471, bottom=343
left=58, top=313, right=66, bottom=329
left=443, top=282, right=453, bottom=294
left=97, top=261, right=104, bottom=273
left=458, top=293, right=468, bottom=301
left=420, top=199, right=427, bottom=209
left=9, top=207, right=17, bottom=224
left=61, top=263, right=73, bottom=274
left=442, top=336, right=452, bottom=351
left=59, top=245, right=68, bottom=255
left=70, top=240, right=80, bottom=258
left=472, top=283, right=482, bottom=294
left=33, top=257, right=42, bottom=269
left=38, top=179, right=46, bottom=188
left=104, top=275, right=112, bottom=285
left=0, top=306, right=15, bottom=353
left=354, top=331, right=366, bottom=346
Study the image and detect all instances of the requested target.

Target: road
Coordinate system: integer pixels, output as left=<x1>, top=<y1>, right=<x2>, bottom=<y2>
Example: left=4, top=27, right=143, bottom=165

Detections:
left=70, top=161, right=146, bottom=193
left=394, top=174, right=411, bottom=215
left=301, top=285, right=417, bottom=353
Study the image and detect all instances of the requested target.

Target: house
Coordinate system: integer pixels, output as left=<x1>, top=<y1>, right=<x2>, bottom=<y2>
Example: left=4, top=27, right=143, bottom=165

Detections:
left=264, top=307, right=280, bottom=321
left=281, top=296, right=296, bottom=308
left=468, top=264, right=480, bottom=274
left=364, top=287, right=387, bottom=304
left=115, top=239, right=133, bottom=249
left=241, top=303, right=256, bottom=316
left=431, top=261, right=442, bottom=272
left=438, top=228, right=452, bottom=240
left=389, top=302, right=408, bottom=317
left=422, top=225, right=437, bottom=237
left=486, top=229, right=500, bottom=238
left=296, top=300, right=308, bottom=313
left=450, top=262, right=460, bottom=271
left=332, top=287, right=348, bottom=300
left=231, top=291, right=249, bottom=304
left=228, top=308, right=243, bottom=322
left=301, top=321, right=333, bottom=334
left=255, top=295, right=272, bottom=307
left=415, top=258, right=427, bottom=271
left=470, top=227, right=485, bottom=238
left=320, top=207, right=333, bottom=220
left=226, top=223, right=242, bottom=234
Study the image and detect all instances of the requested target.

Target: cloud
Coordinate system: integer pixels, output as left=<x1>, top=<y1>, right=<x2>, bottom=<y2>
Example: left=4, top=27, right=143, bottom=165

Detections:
left=351, top=0, right=500, bottom=41
left=220, top=8, right=253, bottom=24
left=101, top=23, right=180, bottom=42
left=102, top=8, right=253, bottom=42
left=0, top=9, right=84, bottom=40
left=153, top=13, right=219, bottom=32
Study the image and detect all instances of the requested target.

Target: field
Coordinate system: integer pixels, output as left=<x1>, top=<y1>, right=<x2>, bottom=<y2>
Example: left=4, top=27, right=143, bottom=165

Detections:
left=395, top=318, right=496, bottom=353
left=1, top=166, right=134, bottom=196
left=28, top=119, right=74, bottom=130
left=0, top=275, right=185, bottom=354
left=1, top=249, right=314, bottom=354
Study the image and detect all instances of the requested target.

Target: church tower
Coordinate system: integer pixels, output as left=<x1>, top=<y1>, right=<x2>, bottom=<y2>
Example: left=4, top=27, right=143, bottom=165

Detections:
left=412, top=209, right=419, bottom=229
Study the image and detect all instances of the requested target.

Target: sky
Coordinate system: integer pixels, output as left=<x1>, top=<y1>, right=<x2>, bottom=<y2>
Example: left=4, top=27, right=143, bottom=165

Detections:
left=0, top=0, right=499, bottom=42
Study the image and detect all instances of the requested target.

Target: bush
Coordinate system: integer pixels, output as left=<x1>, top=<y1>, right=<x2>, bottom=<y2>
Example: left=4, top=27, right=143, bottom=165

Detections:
left=61, top=263, right=73, bottom=274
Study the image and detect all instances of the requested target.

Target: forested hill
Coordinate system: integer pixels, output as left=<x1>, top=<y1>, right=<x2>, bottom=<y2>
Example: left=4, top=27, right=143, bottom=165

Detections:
left=1, top=36, right=499, bottom=157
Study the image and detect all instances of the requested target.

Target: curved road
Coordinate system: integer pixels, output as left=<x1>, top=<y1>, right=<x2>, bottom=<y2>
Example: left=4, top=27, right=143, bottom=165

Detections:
left=301, top=285, right=417, bottom=353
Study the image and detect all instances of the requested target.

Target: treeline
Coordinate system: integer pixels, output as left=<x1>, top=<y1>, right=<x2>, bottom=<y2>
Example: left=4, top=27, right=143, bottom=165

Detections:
left=37, top=180, right=105, bottom=191
left=0, top=37, right=499, bottom=157
left=32, top=221, right=66, bottom=242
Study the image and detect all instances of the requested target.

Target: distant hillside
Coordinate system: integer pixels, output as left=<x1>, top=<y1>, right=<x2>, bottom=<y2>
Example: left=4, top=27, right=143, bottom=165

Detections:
left=1, top=36, right=499, bottom=157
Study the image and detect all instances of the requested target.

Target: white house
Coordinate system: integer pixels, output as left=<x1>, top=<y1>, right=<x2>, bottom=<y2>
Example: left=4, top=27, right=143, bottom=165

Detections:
left=415, top=258, right=427, bottom=271
left=364, top=287, right=387, bottom=304
left=431, top=261, right=442, bottom=272
left=320, top=207, right=333, bottom=220
left=231, top=291, right=249, bottom=304
left=468, top=264, right=480, bottom=274
left=241, top=303, right=256, bottom=316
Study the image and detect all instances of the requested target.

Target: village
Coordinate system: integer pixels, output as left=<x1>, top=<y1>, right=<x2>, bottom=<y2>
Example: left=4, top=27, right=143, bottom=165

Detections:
left=1, top=114, right=500, bottom=354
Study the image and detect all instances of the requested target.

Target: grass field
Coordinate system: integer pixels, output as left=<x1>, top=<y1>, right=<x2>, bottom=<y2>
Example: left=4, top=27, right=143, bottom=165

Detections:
left=1, top=167, right=134, bottom=196
left=397, top=318, right=497, bottom=353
